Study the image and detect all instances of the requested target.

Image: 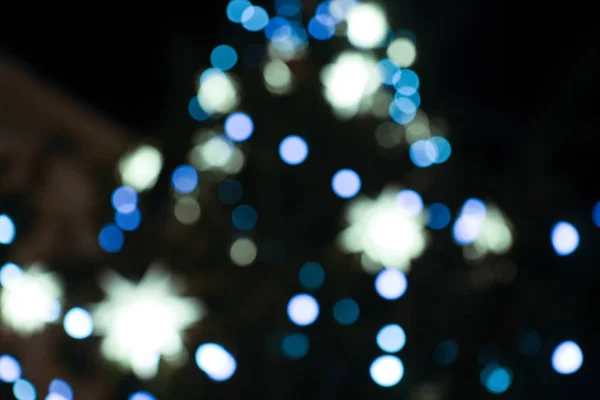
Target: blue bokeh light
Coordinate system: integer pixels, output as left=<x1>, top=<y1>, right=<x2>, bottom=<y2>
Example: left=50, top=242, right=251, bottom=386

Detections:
left=115, top=209, right=142, bottom=231
left=393, top=95, right=419, bottom=114
left=331, top=169, right=361, bottom=199
left=376, top=324, right=406, bottom=353
left=129, top=392, right=156, bottom=400
left=226, top=0, right=252, bottom=23
left=111, top=186, right=138, bottom=214
left=394, top=90, right=421, bottom=110
left=281, top=333, right=310, bottom=359
left=232, top=205, right=258, bottom=230
left=279, top=135, right=309, bottom=165
left=592, top=201, right=600, bottom=228
left=0, top=262, right=23, bottom=288
left=188, top=96, right=209, bottom=121
left=225, top=112, right=254, bottom=142
left=377, top=59, right=401, bottom=85
left=218, top=179, right=244, bottom=204
left=0, top=354, right=21, bottom=383
left=430, top=136, right=452, bottom=163
left=172, top=165, right=198, bottom=194
left=308, top=16, right=335, bottom=40
left=264, top=17, right=291, bottom=40
left=393, top=69, right=420, bottom=95
left=409, top=139, right=437, bottom=167
left=299, top=262, right=325, bottom=290
left=433, top=340, right=459, bottom=365
left=13, top=378, right=36, bottom=400
left=333, top=298, right=360, bottom=325
left=426, top=203, right=451, bottom=229
left=480, top=364, right=512, bottom=394
left=241, top=6, right=270, bottom=32
left=49, top=378, right=73, bottom=400
left=195, top=343, right=237, bottom=382
left=374, top=268, right=407, bottom=300
left=0, top=214, right=16, bottom=245
left=98, top=223, right=124, bottom=253
left=210, top=45, right=238, bottom=71
left=551, top=221, right=579, bottom=256
left=389, top=100, right=417, bottom=125
left=452, top=199, right=487, bottom=245
left=395, top=189, right=423, bottom=216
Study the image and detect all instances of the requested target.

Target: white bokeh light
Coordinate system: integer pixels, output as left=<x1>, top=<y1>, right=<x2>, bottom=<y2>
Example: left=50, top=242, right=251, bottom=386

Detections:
left=338, top=188, right=428, bottom=273
left=370, top=355, right=404, bottom=387
left=63, top=307, right=94, bottom=339
left=198, top=70, right=239, bottom=114
left=287, top=294, right=320, bottom=326
left=346, top=3, right=388, bottom=49
left=374, top=269, right=408, bottom=300
left=195, top=343, right=237, bottom=381
left=118, top=144, right=163, bottom=192
left=92, top=263, right=205, bottom=379
left=551, top=222, right=579, bottom=256
left=0, top=263, right=63, bottom=335
left=551, top=341, right=583, bottom=375
left=321, top=52, right=381, bottom=117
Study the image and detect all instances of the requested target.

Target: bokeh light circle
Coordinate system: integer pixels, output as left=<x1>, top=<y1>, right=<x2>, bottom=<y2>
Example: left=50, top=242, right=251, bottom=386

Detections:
left=241, top=6, right=269, bottom=32
left=172, top=165, right=199, bottom=194
left=195, top=343, right=237, bottom=382
left=299, top=262, right=325, bottom=290
left=0, top=354, right=21, bottom=383
left=210, top=45, right=238, bottom=71
left=550, top=222, right=579, bottom=256
left=287, top=294, right=319, bottom=326
left=129, top=392, right=156, bottom=400
left=63, top=307, right=94, bottom=339
left=369, top=355, right=404, bottom=387
left=281, top=333, right=310, bottom=359
left=225, top=112, right=254, bottom=142
left=374, top=269, right=407, bottom=300
left=279, top=135, right=309, bottom=165
left=376, top=324, right=406, bottom=353
left=111, top=186, right=138, bottom=214
left=331, top=169, right=361, bottom=199
left=0, top=214, right=16, bottom=245
left=333, top=298, right=360, bottom=325
left=551, top=341, right=583, bottom=375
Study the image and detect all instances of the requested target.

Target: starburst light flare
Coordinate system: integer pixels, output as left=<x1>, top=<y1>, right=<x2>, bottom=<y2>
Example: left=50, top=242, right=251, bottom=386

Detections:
left=92, top=262, right=205, bottom=380
left=0, top=262, right=63, bottom=335
left=338, top=187, right=428, bottom=273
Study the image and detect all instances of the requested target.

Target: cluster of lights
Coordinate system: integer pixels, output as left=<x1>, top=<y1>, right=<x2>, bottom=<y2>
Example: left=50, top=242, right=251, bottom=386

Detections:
left=0, top=0, right=595, bottom=395
left=0, top=352, right=157, bottom=400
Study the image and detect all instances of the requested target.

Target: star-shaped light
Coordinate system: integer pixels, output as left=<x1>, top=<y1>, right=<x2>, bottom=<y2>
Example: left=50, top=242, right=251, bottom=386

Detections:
left=92, top=263, right=205, bottom=379
left=0, top=262, right=63, bottom=335
left=338, top=187, right=428, bottom=273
